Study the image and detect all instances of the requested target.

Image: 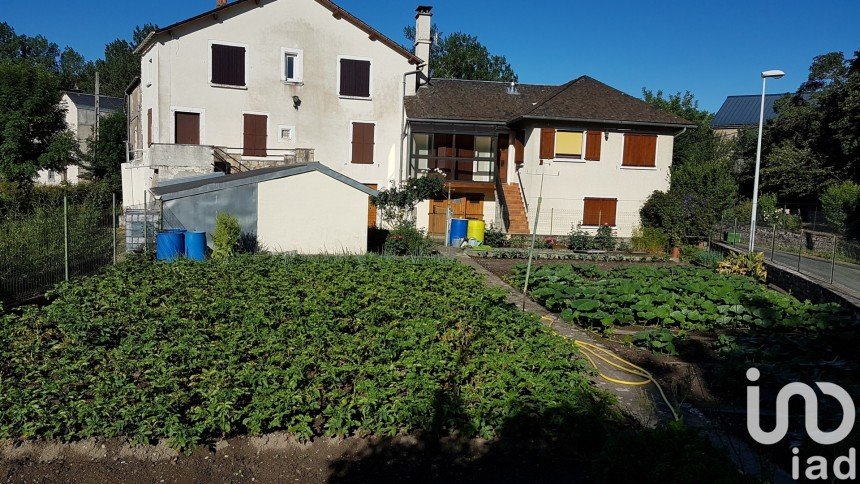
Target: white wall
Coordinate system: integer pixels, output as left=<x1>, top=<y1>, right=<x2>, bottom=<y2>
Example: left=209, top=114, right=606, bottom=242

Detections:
left=257, top=170, right=368, bottom=253
left=516, top=124, right=674, bottom=238
left=139, top=0, right=414, bottom=192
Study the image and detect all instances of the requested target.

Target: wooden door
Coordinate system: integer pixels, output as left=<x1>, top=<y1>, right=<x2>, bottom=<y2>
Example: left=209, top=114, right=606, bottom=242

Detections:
left=465, top=194, right=484, bottom=220
left=497, top=134, right=509, bottom=184
left=175, top=112, right=200, bottom=145
left=365, top=184, right=378, bottom=227
left=243, top=114, right=267, bottom=157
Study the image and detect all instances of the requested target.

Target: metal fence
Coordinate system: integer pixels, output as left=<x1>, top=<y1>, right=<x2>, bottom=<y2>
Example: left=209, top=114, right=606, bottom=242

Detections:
left=0, top=195, right=119, bottom=306
left=521, top=197, right=644, bottom=237
left=715, top=216, right=860, bottom=297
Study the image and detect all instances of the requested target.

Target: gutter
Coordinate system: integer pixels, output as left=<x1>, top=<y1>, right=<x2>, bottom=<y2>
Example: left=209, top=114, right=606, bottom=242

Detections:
left=407, top=117, right=507, bottom=125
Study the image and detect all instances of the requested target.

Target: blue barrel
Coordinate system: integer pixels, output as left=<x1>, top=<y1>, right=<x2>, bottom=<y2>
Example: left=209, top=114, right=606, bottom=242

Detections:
left=184, top=231, right=207, bottom=261
left=449, top=218, right=469, bottom=247
left=156, top=231, right=184, bottom=261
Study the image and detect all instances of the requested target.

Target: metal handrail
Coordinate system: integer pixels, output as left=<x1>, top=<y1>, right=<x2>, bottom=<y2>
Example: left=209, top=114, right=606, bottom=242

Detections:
left=516, top=168, right=529, bottom=213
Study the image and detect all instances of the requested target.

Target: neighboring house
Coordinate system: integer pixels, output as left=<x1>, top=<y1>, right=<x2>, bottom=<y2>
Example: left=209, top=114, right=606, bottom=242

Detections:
left=710, top=93, right=791, bottom=138
left=126, top=0, right=693, bottom=244
left=36, top=92, right=125, bottom=185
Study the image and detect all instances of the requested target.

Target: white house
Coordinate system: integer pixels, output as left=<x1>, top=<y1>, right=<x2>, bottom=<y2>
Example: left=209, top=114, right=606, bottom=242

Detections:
left=126, top=0, right=693, bottom=240
left=36, top=92, right=125, bottom=185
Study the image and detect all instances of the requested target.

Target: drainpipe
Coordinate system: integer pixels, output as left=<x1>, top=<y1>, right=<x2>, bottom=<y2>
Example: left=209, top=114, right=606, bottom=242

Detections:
left=400, top=69, right=422, bottom=184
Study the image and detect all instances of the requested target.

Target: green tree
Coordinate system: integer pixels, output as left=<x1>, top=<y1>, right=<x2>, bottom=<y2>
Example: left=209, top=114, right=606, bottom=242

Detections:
left=81, top=111, right=127, bottom=191
left=404, top=26, right=516, bottom=81
left=93, top=24, right=157, bottom=97
left=820, top=181, right=860, bottom=238
left=761, top=141, right=832, bottom=201
left=0, top=22, right=94, bottom=91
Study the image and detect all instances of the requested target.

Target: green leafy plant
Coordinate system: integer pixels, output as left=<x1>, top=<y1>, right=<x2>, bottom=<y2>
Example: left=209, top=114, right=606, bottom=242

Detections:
left=483, top=223, right=508, bottom=248
left=593, top=225, right=617, bottom=251
left=212, top=212, right=241, bottom=259
left=717, top=252, right=766, bottom=282
left=630, top=226, right=667, bottom=255
left=820, top=181, right=860, bottom=239
left=382, top=223, right=433, bottom=256
left=693, top=250, right=724, bottom=269
left=567, top=224, right=592, bottom=250
left=629, top=329, right=681, bottom=355
left=370, top=173, right=445, bottom=228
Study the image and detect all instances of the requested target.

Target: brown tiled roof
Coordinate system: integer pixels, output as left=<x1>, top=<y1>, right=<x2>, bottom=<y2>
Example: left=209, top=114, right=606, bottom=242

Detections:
left=404, top=79, right=559, bottom=123
left=405, top=76, right=695, bottom=128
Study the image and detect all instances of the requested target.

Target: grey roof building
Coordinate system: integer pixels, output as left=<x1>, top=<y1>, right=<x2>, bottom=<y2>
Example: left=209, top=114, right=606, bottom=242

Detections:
left=710, top=93, right=791, bottom=129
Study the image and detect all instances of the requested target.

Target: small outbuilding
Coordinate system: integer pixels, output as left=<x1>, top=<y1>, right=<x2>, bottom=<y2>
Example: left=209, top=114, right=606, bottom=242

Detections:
left=149, top=163, right=376, bottom=254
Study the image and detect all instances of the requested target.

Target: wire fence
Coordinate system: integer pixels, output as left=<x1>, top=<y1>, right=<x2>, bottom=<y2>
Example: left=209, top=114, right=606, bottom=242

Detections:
left=0, top=195, right=119, bottom=306
left=715, top=215, right=860, bottom=297
left=520, top=197, right=645, bottom=237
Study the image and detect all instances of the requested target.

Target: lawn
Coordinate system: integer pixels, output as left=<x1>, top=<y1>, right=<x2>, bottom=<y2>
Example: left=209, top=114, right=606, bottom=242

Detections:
left=0, top=255, right=611, bottom=450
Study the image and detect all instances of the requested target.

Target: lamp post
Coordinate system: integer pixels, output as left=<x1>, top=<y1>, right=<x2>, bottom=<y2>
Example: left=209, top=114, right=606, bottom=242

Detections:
left=749, top=69, right=785, bottom=253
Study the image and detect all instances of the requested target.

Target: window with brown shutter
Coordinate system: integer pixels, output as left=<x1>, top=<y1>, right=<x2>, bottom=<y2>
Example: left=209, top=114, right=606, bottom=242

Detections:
left=339, top=58, right=371, bottom=98
left=622, top=134, right=657, bottom=167
left=211, top=44, right=245, bottom=86
left=515, top=130, right=525, bottom=164
left=539, top=128, right=555, bottom=161
left=147, top=108, right=152, bottom=146
left=582, top=198, right=617, bottom=226
left=174, top=112, right=200, bottom=145
left=243, top=114, right=267, bottom=157
left=351, top=122, right=375, bottom=164
left=585, top=131, right=602, bottom=161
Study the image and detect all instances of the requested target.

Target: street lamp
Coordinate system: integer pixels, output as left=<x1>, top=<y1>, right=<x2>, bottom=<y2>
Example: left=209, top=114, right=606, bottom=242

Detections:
left=748, top=69, right=785, bottom=253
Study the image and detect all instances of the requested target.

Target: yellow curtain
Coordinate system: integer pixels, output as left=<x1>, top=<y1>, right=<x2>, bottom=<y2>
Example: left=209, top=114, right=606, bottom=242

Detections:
left=555, top=131, right=583, bottom=157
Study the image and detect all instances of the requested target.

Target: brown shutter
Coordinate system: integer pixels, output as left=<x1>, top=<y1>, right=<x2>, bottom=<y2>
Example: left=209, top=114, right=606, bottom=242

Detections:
left=515, top=130, right=525, bottom=164
left=585, top=131, right=602, bottom=161
left=622, top=134, right=657, bottom=167
left=366, top=184, right=378, bottom=227
left=351, top=122, right=374, bottom=164
left=539, top=128, right=555, bottom=160
left=243, top=114, right=267, bottom=157
left=147, top=108, right=152, bottom=146
left=212, top=44, right=245, bottom=86
left=175, top=112, right=200, bottom=145
left=583, top=198, right=617, bottom=226
left=340, top=59, right=370, bottom=97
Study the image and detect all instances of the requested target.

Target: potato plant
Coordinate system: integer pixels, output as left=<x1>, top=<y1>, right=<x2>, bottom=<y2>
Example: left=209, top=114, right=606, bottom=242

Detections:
left=0, top=255, right=611, bottom=450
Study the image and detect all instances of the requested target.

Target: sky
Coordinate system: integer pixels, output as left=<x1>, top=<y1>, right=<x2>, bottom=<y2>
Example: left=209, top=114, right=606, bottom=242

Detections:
left=3, top=0, right=858, bottom=111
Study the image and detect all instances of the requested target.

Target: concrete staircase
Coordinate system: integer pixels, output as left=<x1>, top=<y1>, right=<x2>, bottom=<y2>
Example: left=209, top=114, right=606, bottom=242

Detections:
left=500, top=182, right=530, bottom=234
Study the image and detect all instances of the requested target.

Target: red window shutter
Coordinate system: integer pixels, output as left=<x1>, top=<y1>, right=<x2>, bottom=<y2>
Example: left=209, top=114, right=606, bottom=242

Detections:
left=147, top=108, right=152, bottom=146
left=622, top=134, right=657, bottom=167
left=515, top=130, right=525, bottom=164
left=211, top=44, right=245, bottom=86
left=351, top=122, right=374, bottom=164
left=243, top=114, right=267, bottom=157
left=583, top=198, right=617, bottom=226
left=585, top=131, right=602, bottom=161
left=539, top=128, right=555, bottom=160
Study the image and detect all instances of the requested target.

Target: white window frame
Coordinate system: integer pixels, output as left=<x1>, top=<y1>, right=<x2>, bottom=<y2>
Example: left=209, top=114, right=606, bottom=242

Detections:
left=169, top=106, right=205, bottom=145
left=347, top=120, right=377, bottom=165
left=280, top=47, right=304, bottom=84
left=278, top=125, right=296, bottom=142
left=208, top=40, right=249, bottom=90
left=337, top=55, right=373, bottom=100
left=241, top=111, right=270, bottom=161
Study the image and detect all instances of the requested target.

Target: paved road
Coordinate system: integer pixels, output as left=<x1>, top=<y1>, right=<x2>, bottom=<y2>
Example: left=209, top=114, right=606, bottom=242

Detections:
left=726, top=242, right=860, bottom=297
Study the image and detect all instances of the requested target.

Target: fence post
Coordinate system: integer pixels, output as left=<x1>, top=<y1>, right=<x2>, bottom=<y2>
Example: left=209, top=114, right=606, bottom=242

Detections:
left=733, top=217, right=738, bottom=246
left=770, top=224, right=776, bottom=261
left=112, top=193, right=117, bottom=264
left=143, top=191, right=148, bottom=254
left=63, top=195, right=69, bottom=281
left=797, top=229, right=803, bottom=272
left=830, top=233, right=837, bottom=284
left=549, top=208, right=554, bottom=235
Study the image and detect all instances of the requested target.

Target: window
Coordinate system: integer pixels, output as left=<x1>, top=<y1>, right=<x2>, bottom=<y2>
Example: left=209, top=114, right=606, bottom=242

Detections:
left=281, top=48, right=303, bottom=83
left=339, top=57, right=371, bottom=98
left=410, top=133, right=497, bottom=182
left=351, top=122, right=375, bottom=164
left=623, top=134, right=657, bottom=167
left=585, top=131, right=602, bottom=161
left=583, top=198, right=617, bottom=226
left=278, top=125, right=295, bottom=142
left=174, top=112, right=200, bottom=145
left=243, top=114, right=267, bottom=157
left=555, top=130, right=583, bottom=158
left=211, top=43, right=246, bottom=87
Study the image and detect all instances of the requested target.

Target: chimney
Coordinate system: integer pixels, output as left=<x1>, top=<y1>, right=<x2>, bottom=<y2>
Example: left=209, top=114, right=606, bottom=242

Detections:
left=216, top=0, right=227, bottom=7
left=414, top=6, right=432, bottom=79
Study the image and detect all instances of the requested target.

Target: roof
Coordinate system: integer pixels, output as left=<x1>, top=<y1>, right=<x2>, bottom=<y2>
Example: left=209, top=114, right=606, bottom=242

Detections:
left=150, top=163, right=377, bottom=201
left=135, top=0, right=422, bottom=65
left=710, top=93, right=791, bottom=128
left=405, top=76, right=695, bottom=128
left=62, top=92, right=125, bottom=112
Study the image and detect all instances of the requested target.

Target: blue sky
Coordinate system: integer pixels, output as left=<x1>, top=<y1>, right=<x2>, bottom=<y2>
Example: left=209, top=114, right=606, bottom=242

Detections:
left=3, top=0, right=858, bottom=111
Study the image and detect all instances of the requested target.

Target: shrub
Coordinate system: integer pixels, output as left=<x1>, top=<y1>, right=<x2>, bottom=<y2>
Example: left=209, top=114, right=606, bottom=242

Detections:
left=717, top=252, right=766, bottom=282
left=371, top=173, right=445, bottom=227
left=630, top=226, right=668, bottom=255
left=593, top=225, right=617, bottom=251
left=693, top=250, right=723, bottom=269
left=821, top=181, right=860, bottom=239
left=212, top=212, right=241, bottom=259
left=544, top=236, right=557, bottom=249
left=483, top=223, right=508, bottom=248
left=567, top=224, right=592, bottom=250
left=383, top=223, right=433, bottom=256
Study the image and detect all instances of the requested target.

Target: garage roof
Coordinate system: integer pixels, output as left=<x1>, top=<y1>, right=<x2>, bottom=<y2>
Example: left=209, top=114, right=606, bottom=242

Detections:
left=150, top=163, right=377, bottom=201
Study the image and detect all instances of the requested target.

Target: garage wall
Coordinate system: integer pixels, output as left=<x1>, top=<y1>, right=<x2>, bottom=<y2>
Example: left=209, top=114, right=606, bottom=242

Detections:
left=162, top=184, right=258, bottom=246
left=257, top=171, right=368, bottom=254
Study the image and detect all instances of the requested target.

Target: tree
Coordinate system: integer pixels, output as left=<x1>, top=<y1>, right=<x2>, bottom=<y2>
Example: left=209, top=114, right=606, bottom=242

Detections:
left=94, top=24, right=157, bottom=97
left=0, top=22, right=94, bottom=92
left=404, top=26, right=516, bottom=82
left=820, top=181, right=860, bottom=238
left=81, top=111, right=127, bottom=191
left=0, top=60, right=76, bottom=183
left=761, top=141, right=832, bottom=201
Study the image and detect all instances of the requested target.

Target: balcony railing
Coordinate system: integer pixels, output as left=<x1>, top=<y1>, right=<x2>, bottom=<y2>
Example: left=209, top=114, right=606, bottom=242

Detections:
left=410, top=157, right=496, bottom=183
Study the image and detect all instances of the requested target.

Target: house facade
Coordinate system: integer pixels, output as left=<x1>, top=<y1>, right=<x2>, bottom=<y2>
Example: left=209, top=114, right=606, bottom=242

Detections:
left=36, top=92, right=124, bottom=185
left=127, top=0, right=692, bottom=239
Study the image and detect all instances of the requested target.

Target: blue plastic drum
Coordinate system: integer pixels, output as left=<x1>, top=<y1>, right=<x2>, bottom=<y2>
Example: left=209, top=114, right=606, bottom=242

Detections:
left=156, top=231, right=184, bottom=261
left=184, top=231, right=207, bottom=261
left=449, top=218, right=468, bottom=247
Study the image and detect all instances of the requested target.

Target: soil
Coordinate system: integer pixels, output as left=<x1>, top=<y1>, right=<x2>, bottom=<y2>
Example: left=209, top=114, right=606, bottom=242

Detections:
left=0, top=434, right=593, bottom=483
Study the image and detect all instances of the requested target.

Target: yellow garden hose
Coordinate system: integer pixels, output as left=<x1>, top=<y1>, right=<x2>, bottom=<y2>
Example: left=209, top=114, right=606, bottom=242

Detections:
left=541, top=316, right=680, bottom=421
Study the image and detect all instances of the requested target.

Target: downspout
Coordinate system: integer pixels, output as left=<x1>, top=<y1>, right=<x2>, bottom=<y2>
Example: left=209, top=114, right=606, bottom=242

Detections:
left=400, top=69, right=422, bottom=184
